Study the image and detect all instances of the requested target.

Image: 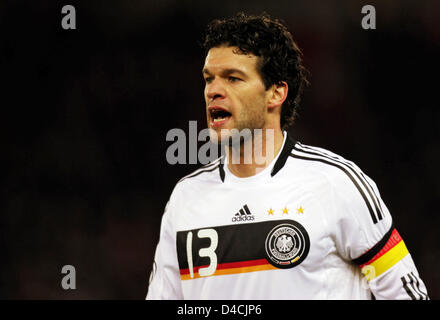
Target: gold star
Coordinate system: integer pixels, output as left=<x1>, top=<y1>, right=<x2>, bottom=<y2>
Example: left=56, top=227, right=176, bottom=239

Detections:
left=297, top=206, right=305, bottom=214
left=282, top=207, right=289, bottom=214
left=267, top=208, right=274, bottom=215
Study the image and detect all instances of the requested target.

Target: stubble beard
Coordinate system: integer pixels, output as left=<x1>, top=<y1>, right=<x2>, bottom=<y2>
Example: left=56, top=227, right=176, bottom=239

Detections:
left=208, top=106, right=266, bottom=147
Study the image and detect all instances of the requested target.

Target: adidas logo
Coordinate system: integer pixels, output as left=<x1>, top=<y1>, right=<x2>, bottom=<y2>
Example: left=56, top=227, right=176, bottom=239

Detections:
left=232, top=204, right=255, bottom=222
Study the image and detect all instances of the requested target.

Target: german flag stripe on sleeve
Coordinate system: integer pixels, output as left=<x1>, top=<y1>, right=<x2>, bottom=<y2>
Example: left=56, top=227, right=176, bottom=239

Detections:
left=353, top=226, right=409, bottom=280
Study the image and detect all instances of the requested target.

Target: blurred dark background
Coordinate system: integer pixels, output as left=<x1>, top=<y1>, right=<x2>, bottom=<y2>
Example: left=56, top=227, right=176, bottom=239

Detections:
left=1, top=0, right=439, bottom=299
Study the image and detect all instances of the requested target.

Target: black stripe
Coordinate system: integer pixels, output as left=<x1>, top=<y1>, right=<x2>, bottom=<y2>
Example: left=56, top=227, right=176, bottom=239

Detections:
left=298, top=143, right=385, bottom=220
left=176, top=219, right=309, bottom=270
left=409, top=272, right=428, bottom=300
left=178, top=164, right=220, bottom=183
left=219, top=161, right=225, bottom=182
left=298, top=143, right=384, bottom=221
left=271, top=134, right=296, bottom=177
left=290, top=152, right=379, bottom=224
left=358, top=169, right=384, bottom=219
left=243, top=204, right=251, bottom=215
left=294, top=144, right=383, bottom=222
left=239, top=209, right=245, bottom=216
left=401, top=275, right=417, bottom=300
left=352, top=224, right=394, bottom=265
left=408, top=273, right=423, bottom=300
left=407, top=274, right=421, bottom=300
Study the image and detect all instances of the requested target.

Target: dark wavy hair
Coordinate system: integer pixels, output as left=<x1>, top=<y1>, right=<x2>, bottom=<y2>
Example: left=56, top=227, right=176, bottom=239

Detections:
left=201, top=12, right=309, bottom=130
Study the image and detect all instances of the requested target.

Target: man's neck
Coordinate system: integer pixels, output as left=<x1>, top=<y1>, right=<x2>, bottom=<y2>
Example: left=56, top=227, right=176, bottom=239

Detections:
left=226, top=129, right=284, bottom=178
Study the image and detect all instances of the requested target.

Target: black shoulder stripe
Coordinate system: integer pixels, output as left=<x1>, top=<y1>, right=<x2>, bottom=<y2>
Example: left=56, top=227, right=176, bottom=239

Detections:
left=289, top=151, right=379, bottom=224
left=297, top=143, right=384, bottom=221
left=352, top=224, right=394, bottom=265
left=178, top=163, right=220, bottom=183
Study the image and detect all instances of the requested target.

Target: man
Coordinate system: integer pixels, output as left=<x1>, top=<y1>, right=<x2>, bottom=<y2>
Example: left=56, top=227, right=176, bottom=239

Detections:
left=146, top=13, right=428, bottom=299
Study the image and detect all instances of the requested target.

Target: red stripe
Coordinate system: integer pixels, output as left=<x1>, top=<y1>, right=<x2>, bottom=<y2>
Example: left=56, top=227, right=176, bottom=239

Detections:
left=360, top=229, right=403, bottom=268
left=180, top=258, right=269, bottom=275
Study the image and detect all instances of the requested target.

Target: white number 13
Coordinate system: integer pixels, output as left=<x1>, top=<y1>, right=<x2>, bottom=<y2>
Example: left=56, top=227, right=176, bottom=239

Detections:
left=186, top=228, right=218, bottom=278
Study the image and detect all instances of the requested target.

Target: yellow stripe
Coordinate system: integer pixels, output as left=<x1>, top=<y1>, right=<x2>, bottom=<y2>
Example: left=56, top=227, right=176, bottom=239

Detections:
left=361, top=241, right=409, bottom=280
left=181, top=264, right=277, bottom=281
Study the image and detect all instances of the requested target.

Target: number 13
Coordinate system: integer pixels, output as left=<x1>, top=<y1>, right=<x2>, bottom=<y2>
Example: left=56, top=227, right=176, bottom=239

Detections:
left=186, top=228, right=218, bottom=278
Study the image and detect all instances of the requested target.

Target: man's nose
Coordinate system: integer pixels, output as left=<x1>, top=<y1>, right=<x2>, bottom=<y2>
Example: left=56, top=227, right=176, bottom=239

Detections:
left=206, top=78, right=226, bottom=101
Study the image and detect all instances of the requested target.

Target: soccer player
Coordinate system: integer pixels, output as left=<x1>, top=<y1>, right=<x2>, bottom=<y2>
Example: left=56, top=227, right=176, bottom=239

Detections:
left=146, top=13, right=428, bottom=299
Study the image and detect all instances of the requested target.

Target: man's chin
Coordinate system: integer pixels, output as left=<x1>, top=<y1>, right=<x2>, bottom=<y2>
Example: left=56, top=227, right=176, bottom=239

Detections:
left=208, top=127, right=227, bottom=145
left=208, top=127, right=253, bottom=147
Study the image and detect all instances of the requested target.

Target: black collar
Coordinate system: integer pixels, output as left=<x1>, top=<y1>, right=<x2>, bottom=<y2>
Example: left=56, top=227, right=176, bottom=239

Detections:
left=271, top=132, right=296, bottom=177
left=218, top=132, right=297, bottom=182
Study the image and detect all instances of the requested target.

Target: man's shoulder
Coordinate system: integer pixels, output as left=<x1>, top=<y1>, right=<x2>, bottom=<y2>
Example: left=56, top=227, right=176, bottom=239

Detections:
left=289, top=141, right=387, bottom=223
left=289, top=141, right=354, bottom=175
left=165, top=158, right=223, bottom=208
left=175, top=157, right=224, bottom=187
left=290, top=141, right=357, bottom=167
left=287, top=141, right=370, bottom=189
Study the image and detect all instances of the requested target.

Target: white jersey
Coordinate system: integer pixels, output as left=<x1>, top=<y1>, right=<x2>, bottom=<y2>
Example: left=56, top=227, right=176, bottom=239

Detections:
left=146, top=132, right=428, bottom=300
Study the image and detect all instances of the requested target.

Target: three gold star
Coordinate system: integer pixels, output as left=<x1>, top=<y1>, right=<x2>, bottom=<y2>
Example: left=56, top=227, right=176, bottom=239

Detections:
left=266, top=206, right=305, bottom=215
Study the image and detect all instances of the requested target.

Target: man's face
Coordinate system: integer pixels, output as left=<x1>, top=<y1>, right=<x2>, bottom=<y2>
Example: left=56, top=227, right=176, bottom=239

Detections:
left=203, top=46, right=269, bottom=143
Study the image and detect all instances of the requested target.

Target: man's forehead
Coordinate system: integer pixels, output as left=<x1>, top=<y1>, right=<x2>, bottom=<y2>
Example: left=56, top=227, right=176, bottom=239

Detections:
left=203, top=46, right=259, bottom=73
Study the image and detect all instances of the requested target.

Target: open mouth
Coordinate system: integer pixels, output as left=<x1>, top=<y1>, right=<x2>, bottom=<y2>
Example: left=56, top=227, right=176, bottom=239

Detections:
left=209, top=107, right=232, bottom=127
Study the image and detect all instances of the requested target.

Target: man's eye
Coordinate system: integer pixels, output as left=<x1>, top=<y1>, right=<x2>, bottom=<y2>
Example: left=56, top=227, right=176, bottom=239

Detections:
left=228, top=76, right=241, bottom=82
left=204, top=77, right=213, bottom=83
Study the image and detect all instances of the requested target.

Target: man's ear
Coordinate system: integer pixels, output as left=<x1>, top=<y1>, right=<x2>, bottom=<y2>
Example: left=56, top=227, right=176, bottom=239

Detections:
left=267, top=81, right=288, bottom=109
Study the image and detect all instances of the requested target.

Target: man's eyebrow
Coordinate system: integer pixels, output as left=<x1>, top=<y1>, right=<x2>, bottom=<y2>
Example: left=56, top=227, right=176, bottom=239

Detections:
left=202, top=68, right=247, bottom=77
left=222, top=68, right=247, bottom=77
